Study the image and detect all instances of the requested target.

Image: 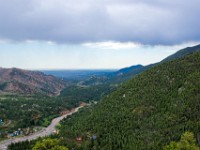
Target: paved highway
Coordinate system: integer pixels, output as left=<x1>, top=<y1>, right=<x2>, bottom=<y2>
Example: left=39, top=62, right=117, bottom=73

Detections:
left=0, top=106, right=83, bottom=150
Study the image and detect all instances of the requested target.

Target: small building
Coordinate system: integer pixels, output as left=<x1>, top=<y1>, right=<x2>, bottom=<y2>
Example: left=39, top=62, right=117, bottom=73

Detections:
left=76, top=137, right=83, bottom=142
left=91, top=135, right=97, bottom=140
left=80, top=102, right=87, bottom=107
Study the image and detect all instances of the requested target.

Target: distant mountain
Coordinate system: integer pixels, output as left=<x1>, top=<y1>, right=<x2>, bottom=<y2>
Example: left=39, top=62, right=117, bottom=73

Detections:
left=107, top=44, right=200, bottom=84
left=112, top=64, right=143, bottom=76
left=44, top=44, right=200, bottom=88
left=41, top=69, right=116, bottom=80
left=161, top=44, right=200, bottom=62
left=0, top=68, right=66, bottom=96
left=75, top=44, right=200, bottom=103
left=59, top=51, right=200, bottom=150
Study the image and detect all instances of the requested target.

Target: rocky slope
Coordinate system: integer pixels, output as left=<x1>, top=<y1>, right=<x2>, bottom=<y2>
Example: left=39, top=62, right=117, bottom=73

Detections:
left=0, top=67, right=66, bottom=96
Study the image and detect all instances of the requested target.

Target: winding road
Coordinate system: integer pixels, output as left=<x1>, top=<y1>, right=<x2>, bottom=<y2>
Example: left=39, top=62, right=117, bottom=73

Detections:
left=0, top=106, right=83, bottom=150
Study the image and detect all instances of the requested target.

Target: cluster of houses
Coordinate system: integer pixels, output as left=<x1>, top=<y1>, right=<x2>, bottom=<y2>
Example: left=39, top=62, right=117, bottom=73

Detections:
left=8, top=129, right=23, bottom=138
left=0, top=119, right=23, bottom=138
left=0, top=129, right=23, bottom=139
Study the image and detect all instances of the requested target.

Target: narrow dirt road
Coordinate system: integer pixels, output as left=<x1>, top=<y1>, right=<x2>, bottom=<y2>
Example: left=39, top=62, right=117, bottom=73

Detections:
left=0, top=106, right=83, bottom=150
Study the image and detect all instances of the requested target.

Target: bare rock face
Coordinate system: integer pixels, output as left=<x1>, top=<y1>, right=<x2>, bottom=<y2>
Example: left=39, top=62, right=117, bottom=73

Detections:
left=0, top=67, right=67, bottom=96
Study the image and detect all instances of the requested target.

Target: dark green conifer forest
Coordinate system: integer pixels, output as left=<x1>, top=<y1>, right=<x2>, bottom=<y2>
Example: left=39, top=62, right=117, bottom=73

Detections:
left=6, top=52, right=200, bottom=150
left=56, top=52, right=200, bottom=150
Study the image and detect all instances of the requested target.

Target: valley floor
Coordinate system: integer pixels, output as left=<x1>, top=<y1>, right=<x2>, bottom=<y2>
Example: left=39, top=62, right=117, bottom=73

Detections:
left=0, top=106, right=83, bottom=150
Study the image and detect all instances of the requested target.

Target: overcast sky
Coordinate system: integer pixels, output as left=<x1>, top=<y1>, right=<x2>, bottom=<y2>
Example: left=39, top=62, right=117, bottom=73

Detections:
left=0, top=0, right=200, bottom=69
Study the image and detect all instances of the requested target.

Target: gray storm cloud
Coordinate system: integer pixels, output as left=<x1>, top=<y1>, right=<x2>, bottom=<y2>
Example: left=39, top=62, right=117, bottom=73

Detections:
left=0, top=0, right=200, bottom=45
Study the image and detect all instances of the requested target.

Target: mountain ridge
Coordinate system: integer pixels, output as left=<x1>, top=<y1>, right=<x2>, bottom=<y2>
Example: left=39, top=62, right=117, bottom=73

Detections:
left=162, top=44, right=200, bottom=62
left=58, top=51, right=200, bottom=150
left=0, top=67, right=67, bottom=96
left=106, top=44, right=200, bottom=84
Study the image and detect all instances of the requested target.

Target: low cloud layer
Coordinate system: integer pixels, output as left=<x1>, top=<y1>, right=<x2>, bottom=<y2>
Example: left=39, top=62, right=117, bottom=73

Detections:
left=0, top=0, right=200, bottom=45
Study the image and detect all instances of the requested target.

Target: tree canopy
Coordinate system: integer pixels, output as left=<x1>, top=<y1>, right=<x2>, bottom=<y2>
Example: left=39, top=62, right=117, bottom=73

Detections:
left=164, top=132, right=200, bottom=150
left=32, top=138, right=68, bottom=150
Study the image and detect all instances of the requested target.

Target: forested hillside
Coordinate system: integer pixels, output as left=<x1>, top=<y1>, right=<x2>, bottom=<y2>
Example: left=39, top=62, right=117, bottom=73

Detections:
left=162, top=44, right=200, bottom=62
left=0, top=95, right=80, bottom=141
left=79, top=44, right=200, bottom=87
left=57, top=52, right=200, bottom=150
left=60, top=85, right=116, bottom=103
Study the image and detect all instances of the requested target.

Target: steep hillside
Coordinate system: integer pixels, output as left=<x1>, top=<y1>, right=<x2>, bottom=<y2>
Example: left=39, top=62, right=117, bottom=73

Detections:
left=80, top=44, right=200, bottom=87
left=59, top=44, right=200, bottom=107
left=0, top=68, right=66, bottom=96
left=162, top=44, right=200, bottom=62
left=58, top=52, right=200, bottom=150
left=111, top=65, right=143, bottom=76
left=107, top=64, right=154, bottom=83
left=79, top=65, right=145, bottom=86
left=108, top=44, right=200, bottom=84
